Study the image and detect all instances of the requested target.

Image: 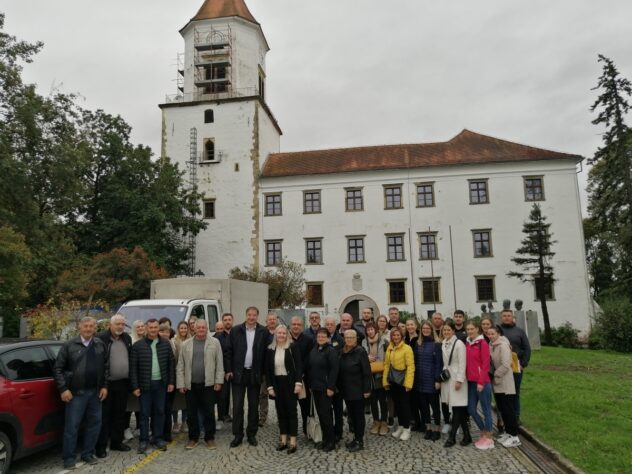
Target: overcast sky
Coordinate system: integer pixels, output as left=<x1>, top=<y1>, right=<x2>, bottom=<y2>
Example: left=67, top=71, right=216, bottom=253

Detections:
left=4, top=1, right=632, bottom=211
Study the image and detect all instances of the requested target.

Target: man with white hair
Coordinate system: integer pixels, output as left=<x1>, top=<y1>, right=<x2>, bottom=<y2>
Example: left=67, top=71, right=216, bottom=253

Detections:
left=95, top=314, right=133, bottom=457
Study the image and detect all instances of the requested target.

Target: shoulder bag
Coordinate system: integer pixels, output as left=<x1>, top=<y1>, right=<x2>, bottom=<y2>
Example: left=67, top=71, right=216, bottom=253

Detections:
left=438, top=340, right=457, bottom=383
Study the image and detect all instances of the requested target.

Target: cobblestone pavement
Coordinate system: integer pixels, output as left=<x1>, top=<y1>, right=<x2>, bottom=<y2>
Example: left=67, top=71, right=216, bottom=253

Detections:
left=12, top=407, right=542, bottom=474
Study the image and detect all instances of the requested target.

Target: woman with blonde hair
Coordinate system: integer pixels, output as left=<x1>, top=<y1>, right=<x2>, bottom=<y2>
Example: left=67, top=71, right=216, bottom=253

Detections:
left=413, top=320, right=443, bottom=441
left=131, top=320, right=145, bottom=343
left=266, top=325, right=303, bottom=453
left=383, top=327, right=415, bottom=441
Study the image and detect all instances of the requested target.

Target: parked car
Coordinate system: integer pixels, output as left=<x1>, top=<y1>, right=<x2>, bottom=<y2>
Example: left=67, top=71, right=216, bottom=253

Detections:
left=0, top=340, right=64, bottom=473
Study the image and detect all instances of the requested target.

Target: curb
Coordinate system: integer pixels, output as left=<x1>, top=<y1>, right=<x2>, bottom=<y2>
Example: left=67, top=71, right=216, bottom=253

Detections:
left=518, top=425, right=585, bottom=474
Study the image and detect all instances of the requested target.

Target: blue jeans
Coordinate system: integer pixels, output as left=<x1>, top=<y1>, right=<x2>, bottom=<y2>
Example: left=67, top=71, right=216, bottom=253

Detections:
left=139, top=380, right=167, bottom=443
left=513, top=372, right=523, bottom=417
left=63, top=388, right=102, bottom=463
left=467, top=382, right=493, bottom=432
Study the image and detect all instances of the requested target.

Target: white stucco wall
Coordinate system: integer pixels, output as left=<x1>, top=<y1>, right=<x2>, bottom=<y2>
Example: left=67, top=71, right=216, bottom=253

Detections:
left=259, top=160, right=593, bottom=331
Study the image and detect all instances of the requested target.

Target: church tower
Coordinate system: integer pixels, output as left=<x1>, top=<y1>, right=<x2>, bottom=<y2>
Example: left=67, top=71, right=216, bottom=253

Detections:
left=159, top=0, right=281, bottom=277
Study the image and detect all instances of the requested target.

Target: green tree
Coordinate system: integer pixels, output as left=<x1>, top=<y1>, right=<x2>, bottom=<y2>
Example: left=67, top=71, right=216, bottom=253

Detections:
left=587, top=55, right=632, bottom=299
left=73, top=110, right=206, bottom=274
left=0, top=226, right=32, bottom=336
left=508, top=204, right=557, bottom=346
left=56, top=247, right=169, bottom=307
left=229, top=259, right=306, bottom=308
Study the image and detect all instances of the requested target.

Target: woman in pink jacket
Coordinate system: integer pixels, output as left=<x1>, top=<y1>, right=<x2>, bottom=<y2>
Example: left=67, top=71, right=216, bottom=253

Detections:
left=465, top=320, right=494, bottom=450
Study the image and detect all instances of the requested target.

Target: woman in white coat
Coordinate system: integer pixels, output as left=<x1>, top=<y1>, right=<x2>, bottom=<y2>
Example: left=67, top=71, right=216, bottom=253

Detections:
left=440, top=320, right=470, bottom=447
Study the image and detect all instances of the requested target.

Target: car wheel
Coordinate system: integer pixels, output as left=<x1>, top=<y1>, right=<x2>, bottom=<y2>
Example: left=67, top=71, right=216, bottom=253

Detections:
left=0, top=431, right=12, bottom=474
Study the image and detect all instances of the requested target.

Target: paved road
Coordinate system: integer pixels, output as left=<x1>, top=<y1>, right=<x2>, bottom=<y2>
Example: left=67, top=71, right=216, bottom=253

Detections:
left=12, top=408, right=541, bottom=474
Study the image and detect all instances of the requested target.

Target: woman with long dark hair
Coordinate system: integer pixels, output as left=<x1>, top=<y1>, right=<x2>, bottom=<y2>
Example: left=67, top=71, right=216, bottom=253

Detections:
left=413, top=320, right=443, bottom=441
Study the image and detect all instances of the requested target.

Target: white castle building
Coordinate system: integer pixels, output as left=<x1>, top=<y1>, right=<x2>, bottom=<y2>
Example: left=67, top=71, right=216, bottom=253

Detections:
left=159, top=0, right=593, bottom=330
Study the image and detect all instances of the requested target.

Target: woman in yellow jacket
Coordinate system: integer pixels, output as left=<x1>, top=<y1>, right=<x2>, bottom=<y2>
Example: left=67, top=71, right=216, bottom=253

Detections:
left=383, top=327, right=415, bottom=441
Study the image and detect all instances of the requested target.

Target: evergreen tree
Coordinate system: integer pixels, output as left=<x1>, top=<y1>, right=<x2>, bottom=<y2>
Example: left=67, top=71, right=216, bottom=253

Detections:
left=508, top=204, right=557, bottom=346
left=587, top=55, right=632, bottom=299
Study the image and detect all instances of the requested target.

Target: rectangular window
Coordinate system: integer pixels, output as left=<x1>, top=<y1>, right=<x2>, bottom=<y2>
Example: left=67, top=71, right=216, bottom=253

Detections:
left=386, top=235, right=405, bottom=261
left=345, top=188, right=363, bottom=211
left=524, top=176, right=545, bottom=201
left=472, top=230, right=492, bottom=257
left=534, top=277, right=555, bottom=301
left=469, top=180, right=489, bottom=204
left=476, top=276, right=496, bottom=302
left=305, top=239, right=323, bottom=264
left=416, top=183, right=435, bottom=207
left=265, top=240, right=282, bottom=266
left=388, top=280, right=407, bottom=304
left=265, top=194, right=282, bottom=216
left=303, top=190, right=321, bottom=214
left=384, top=185, right=403, bottom=209
left=419, top=232, right=438, bottom=260
left=202, top=199, right=215, bottom=219
left=421, top=278, right=441, bottom=303
left=306, top=282, right=324, bottom=306
left=347, top=237, right=365, bottom=263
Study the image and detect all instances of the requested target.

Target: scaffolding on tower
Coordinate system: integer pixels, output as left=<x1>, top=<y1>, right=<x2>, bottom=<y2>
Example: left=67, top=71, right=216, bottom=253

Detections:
left=193, top=24, right=233, bottom=100
left=186, top=128, right=198, bottom=276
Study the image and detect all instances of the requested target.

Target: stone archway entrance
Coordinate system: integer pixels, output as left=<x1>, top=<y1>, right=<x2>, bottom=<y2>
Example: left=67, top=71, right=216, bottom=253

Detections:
left=339, top=294, right=380, bottom=322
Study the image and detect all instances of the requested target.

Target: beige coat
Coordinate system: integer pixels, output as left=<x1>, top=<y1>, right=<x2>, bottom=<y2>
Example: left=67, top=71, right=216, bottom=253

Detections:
left=176, top=336, right=224, bottom=390
left=440, top=336, right=467, bottom=409
left=489, top=336, right=515, bottom=395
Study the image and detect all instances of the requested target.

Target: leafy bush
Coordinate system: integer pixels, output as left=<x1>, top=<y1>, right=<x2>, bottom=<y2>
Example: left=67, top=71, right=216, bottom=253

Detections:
left=544, top=322, right=581, bottom=348
left=590, top=296, right=632, bottom=353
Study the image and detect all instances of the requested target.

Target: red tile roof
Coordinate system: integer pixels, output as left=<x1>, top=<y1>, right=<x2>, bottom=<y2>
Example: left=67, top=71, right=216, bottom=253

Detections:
left=261, top=130, right=581, bottom=178
left=191, top=0, right=258, bottom=24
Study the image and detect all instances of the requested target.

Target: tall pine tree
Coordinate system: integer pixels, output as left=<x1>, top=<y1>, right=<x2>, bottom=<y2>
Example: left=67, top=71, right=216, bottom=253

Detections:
left=508, top=204, right=556, bottom=346
left=586, top=55, right=632, bottom=299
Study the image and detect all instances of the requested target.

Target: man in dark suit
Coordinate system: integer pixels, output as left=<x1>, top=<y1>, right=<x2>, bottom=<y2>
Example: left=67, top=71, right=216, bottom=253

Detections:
left=225, top=306, right=267, bottom=447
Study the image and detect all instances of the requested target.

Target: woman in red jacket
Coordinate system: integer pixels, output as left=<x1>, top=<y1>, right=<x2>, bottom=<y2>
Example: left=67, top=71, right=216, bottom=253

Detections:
left=465, top=320, right=494, bottom=450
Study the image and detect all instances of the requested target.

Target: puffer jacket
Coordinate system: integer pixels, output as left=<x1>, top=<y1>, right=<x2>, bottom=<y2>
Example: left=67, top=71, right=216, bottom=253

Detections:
left=465, top=335, right=491, bottom=386
left=489, top=336, right=515, bottom=395
left=383, top=341, right=415, bottom=390
left=413, top=336, right=442, bottom=393
left=130, top=336, right=176, bottom=392
left=54, top=336, right=109, bottom=393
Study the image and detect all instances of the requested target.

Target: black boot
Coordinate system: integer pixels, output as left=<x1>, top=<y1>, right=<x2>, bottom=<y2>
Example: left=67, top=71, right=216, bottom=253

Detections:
left=443, top=429, right=456, bottom=448
left=424, top=430, right=433, bottom=440
left=460, top=424, right=472, bottom=446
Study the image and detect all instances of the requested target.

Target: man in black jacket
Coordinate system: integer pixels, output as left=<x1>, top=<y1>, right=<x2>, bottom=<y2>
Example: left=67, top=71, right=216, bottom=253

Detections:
left=54, top=316, right=109, bottom=470
left=130, top=318, right=175, bottom=453
left=225, top=306, right=267, bottom=447
left=95, top=314, right=133, bottom=457
left=500, top=309, right=531, bottom=423
left=289, top=316, right=314, bottom=435
left=214, top=313, right=233, bottom=423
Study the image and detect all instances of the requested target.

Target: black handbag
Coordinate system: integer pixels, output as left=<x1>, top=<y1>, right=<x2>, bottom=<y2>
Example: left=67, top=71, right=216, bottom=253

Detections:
left=388, top=367, right=406, bottom=386
left=438, top=340, right=457, bottom=383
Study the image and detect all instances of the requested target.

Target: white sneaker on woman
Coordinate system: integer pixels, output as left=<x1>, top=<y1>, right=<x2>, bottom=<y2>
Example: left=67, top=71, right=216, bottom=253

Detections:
left=399, top=428, right=411, bottom=441
left=124, top=428, right=134, bottom=441
left=392, top=426, right=404, bottom=439
left=441, top=423, right=451, bottom=434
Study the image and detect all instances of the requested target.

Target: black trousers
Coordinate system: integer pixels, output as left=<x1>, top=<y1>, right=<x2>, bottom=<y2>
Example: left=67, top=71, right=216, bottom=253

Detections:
left=312, top=390, right=334, bottom=445
left=273, top=376, right=298, bottom=437
left=390, top=384, right=411, bottom=429
left=495, top=393, right=519, bottom=436
left=218, top=379, right=231, bottom=420
left=297, top=389, right=310, bottom=435
left=417, top=391, right=441, bottom=427
left=370, top=388, right=387, bottom=422
left=232, top=369, right=260, bottom=438
left=450, top=406, right=469, bottom=438
left=97, top=379, right=129, bottom=450
left=410, top=389, right=422, bottom=428
left=345, top=399, right=366, bottom=443
left=164, top=389, right=175, bottom=440
left=442, top=402, right=451, bottom=424
left=185, top=383, right=216, bottom=441
left=332, top=392, right=344, bottom=437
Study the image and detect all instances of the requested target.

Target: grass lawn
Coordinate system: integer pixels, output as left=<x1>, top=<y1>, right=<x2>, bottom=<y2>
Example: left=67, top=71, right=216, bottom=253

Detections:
left=521, top=347, right=632, bottom=474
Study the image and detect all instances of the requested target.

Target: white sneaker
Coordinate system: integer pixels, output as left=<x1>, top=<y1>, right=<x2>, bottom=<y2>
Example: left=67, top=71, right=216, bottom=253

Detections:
left=441, top=423, right=451, bottom=434
left=133, top=429, right=140, bottom=437
left=496, top=433, right=511, bottom=442
left=216, top=421, right=223, bottom=431
left=500, top=435, right=522, bottom=448
left=124, top=428, right=134, bottom=441
left=399, top=428, right=411, bottom=441
left=392, top=426, right=404, bottom=439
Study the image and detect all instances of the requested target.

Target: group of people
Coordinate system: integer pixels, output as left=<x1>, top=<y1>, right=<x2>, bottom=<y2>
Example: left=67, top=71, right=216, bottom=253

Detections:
left=53, top=304, right=530, bottom=469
